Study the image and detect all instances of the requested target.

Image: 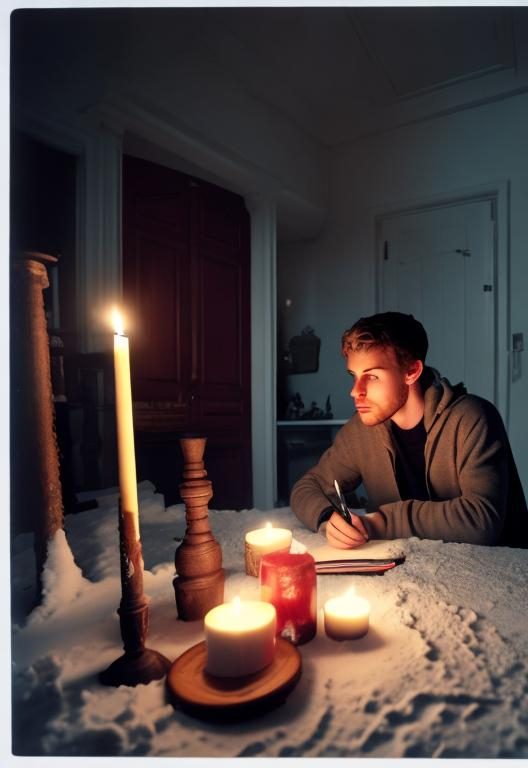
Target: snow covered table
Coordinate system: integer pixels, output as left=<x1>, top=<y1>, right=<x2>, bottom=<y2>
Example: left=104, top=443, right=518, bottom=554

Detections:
left=11, top=482, right=528, bottom=758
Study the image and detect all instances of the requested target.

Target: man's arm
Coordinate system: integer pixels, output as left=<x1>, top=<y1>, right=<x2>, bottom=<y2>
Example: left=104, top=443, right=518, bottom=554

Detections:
left=365, top=401, right=510, bottom=545
left=290, top=426, right=363, bottom=532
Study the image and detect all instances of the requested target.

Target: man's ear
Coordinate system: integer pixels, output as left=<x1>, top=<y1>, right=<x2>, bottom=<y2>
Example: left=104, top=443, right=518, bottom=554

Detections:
left=404, top=359, right=423, bottom=385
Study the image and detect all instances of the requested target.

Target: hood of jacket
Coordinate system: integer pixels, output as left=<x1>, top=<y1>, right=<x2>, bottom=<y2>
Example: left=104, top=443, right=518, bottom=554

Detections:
left=421, top=366, right=467, bottom=432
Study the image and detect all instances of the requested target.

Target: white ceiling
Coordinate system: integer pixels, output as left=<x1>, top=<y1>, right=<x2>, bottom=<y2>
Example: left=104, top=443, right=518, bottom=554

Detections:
left=12, top=6, right=528, bottom=150
left=174, top=5, right=526, bottom=146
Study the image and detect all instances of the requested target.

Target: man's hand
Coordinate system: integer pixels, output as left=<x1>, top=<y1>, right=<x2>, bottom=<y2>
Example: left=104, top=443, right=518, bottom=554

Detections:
left=325, top=510, right=369, bottom=549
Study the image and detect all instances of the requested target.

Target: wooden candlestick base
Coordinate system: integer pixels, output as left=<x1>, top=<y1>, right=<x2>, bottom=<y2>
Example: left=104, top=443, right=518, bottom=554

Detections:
left=174, top=571, right=225, bottom=622
left=166, top=638, right=302, bottom=721
left=100, top=502, right=172, bottom=686
left=174, top=437, right=224, bottom=620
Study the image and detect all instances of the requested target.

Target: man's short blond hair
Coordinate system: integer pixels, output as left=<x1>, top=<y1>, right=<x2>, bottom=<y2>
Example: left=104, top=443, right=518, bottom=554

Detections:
left=341, top=312, right=428, bottom=370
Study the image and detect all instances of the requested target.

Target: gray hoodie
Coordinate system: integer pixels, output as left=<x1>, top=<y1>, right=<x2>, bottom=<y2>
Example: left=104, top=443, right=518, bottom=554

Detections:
left=290, top=368, right=527, bottom=547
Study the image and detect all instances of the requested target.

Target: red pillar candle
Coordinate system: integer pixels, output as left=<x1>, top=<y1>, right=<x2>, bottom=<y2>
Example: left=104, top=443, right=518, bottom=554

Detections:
left=260, top=551, right=317, bottom=645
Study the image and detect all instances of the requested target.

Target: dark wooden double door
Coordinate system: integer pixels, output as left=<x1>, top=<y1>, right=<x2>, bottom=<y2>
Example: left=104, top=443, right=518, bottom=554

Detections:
left=123, top=155, right=252, bottom=508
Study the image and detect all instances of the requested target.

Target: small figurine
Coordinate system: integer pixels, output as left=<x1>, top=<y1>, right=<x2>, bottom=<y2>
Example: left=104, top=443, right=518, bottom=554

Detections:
left=286, top=392, right=305, bottom=420
left=302, top=401, right=324, bottom=420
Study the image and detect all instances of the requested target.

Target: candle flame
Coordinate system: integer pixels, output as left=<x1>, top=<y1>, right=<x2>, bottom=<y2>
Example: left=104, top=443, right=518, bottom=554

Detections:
left=112, top=308, right=125, bottom=336
left=344, top=585, right=357, bottom=601
left=232, top=596, right=241, bottom=613
left=265, top=521, right=273, bottom=533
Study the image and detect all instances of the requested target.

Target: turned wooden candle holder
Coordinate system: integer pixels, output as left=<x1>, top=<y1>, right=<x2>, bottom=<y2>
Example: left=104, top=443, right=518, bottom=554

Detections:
left=174, top=437, right=225, bottom=621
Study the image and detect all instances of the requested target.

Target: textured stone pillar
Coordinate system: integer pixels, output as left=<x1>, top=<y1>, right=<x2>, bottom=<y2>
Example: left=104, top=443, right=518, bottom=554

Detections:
left=12, top=252, right=64, bottom=597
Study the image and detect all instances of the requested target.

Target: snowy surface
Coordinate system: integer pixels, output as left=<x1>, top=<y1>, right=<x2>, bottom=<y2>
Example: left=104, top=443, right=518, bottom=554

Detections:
left=10, top=480, right=528, bottom=760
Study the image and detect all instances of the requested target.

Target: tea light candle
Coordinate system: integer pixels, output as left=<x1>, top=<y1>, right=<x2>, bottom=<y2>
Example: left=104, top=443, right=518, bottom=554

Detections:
left=324, top=588, right=370, bottom=640
left=245, top=522, right=293, bottom=577
left=204, top=597, right=277, bottom=677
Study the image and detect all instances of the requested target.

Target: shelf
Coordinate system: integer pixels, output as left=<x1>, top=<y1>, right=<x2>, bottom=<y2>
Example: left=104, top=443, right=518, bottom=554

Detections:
left=276, top=419, right=347, bottom=427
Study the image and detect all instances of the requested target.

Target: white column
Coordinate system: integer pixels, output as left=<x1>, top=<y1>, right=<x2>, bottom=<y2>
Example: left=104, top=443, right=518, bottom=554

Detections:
left=78, top=124, right=123, bottom=352
left=246, top=197, right=277, bottom=509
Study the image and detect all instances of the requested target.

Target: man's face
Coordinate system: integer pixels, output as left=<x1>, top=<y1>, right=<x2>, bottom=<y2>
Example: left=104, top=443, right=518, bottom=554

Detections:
left=346, top=345, right=410, bottom=426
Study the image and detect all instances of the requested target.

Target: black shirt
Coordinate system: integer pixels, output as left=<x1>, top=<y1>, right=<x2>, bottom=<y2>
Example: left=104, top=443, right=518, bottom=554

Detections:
left=390, top=418, right=429, bottom=501
left=316, top=416, right=429, bottom=528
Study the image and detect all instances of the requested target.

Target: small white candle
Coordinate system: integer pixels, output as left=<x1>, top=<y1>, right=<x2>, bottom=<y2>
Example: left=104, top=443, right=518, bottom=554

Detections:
left=204, top=597, right=277, bottom=677
left=324, top=588, right=370, bottom=640
left=112, top=309, right=139, bottom=541
left=245, top=522, right=293, bottom=577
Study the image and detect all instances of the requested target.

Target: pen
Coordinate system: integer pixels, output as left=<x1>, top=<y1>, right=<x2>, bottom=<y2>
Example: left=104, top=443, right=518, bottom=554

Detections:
left=333, top=479, right=367, bottom=539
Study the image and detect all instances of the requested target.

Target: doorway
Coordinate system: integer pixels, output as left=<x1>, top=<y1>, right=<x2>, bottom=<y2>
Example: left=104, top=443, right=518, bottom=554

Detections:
left=378, top=198, right=498, bottom=404
left=122, top=154, right=253, bottom=508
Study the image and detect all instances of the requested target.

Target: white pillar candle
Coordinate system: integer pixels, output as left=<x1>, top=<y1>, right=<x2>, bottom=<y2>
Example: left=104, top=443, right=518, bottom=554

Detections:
left=245, top=522, right=293, bottom=576
left=112, top=309, right=139, bottom=541
left=204, top=597, right=277, bottom=677
left=324, top=589, right=370, bottom=640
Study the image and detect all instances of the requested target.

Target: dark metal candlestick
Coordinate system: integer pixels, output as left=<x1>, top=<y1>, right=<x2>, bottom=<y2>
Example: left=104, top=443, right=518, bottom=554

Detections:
left=99, top=501, right=171, bottom=686
left=174, top=437, right=224, bottom=620
left=100, top=320, right=170, bottom=686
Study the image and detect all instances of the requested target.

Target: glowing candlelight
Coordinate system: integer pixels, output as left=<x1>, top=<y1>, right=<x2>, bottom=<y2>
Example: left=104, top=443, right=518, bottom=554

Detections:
left=204, top=596, right=277, bottom=677
left=244, top=521, right=293, bottom=576
left=324, top=587, right=370, bottom=640
left=112, top=308, right=139, bottom=540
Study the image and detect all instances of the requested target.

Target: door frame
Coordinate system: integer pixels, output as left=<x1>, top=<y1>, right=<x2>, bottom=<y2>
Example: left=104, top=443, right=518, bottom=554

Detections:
left=15, top=105, right=279, bottom=509
left=370, top=181, right=510, bottom=428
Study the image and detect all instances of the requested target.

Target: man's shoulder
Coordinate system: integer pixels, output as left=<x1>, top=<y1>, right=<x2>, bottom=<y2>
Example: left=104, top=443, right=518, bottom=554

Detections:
left=445, top=391, right=504, bottom=428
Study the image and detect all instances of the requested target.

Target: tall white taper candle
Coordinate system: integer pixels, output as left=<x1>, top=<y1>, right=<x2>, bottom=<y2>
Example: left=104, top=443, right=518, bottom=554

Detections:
left=112, top=309, right=139, bottom=541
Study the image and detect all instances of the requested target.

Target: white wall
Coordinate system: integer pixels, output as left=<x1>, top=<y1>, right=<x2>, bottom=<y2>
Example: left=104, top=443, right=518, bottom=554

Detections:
left=279, top=92, right=528, bottom=495
left=13, top=9, right=528, bottom=500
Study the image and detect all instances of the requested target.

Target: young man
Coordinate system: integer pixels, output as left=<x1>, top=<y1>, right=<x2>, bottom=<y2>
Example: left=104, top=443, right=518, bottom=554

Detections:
left=291, top=312, right=527, bottom=548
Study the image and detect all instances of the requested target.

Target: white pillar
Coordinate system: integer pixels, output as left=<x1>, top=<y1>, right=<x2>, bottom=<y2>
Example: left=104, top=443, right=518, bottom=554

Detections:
left=247, top=197, right=277, bottom=509
left=78, top=124, right=123, bottom=352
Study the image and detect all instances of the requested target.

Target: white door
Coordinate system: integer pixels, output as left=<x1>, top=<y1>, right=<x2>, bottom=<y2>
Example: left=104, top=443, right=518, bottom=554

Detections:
left=379, top=199, right=496, bottom=403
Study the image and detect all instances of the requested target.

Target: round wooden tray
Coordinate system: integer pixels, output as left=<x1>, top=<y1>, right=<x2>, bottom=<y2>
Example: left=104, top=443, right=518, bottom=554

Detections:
left=166, top=638, right=302, bottom=721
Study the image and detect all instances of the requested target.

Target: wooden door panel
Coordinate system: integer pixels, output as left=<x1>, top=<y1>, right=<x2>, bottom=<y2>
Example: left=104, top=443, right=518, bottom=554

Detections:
left=199, top=254, right=242, bottom=387
left=123, top=157, right=192, bottom=405
left=134, top=235, right=186, bottom=381
left=199, top=400, right=244, bottom=417
left=122, top=155, right=252, bottom=507
left=191, top=184, right=251, bottom=425
left=204, top=436, right=252, bottom=510
left=123, top=227, right=191, bottom=402
left=197, top=186, right=244, bottom=250
left=136, top=194, right=188, bottom=237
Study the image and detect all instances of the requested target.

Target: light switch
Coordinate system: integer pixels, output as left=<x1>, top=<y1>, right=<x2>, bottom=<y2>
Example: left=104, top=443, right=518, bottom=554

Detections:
left=512, top=333, right=524, bottom=352
left=512, top=333, right=523, bottom=382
